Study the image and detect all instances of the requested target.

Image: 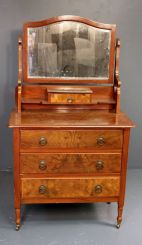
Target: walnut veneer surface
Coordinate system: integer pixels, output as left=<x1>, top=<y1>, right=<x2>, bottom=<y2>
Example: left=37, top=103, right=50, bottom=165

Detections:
left=9, top=109, right=134, bottom=228
left=9, top=110, right=134, bottom=128
left=9, top=110, right=134, bottom=230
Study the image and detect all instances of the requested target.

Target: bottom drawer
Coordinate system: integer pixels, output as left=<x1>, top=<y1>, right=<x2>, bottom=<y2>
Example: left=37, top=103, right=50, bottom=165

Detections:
left=21, top=177, right=120, bottom=199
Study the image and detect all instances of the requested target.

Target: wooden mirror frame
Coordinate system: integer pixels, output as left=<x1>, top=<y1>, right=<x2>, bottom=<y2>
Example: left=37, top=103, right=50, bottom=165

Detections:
left=22, top=15, right=116, bottom=84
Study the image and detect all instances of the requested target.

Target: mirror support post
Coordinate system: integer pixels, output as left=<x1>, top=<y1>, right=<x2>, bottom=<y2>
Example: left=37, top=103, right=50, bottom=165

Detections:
left=17, top=37, right=22, bottom=113
left=115, top=39, right=121, bottom=113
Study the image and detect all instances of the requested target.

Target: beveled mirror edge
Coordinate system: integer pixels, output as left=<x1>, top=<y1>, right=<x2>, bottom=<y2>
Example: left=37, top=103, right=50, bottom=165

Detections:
left=22, top=15, right=116, bottom=84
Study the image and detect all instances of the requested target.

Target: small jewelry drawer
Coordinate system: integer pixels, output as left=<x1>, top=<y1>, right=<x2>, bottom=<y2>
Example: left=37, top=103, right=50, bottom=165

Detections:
left=47, top=87, right=93, bottom=104
left=20, top=130, right=123, bottom=150
left=50, top=93, right=91, bottom=104
left=21, top=177, right=120, bottom=199
left=20, top=153, right=121, bottom=174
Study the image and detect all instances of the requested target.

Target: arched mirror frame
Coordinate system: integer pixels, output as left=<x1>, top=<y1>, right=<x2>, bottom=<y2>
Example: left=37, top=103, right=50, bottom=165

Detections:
left=23, top=15, right=116, bottom=84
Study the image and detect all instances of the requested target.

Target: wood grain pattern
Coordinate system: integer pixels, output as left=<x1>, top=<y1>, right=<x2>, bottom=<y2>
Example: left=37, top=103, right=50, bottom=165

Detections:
left=16, top=85, right=116, bottom=110
left=21, top=177, right=120, bottom=199
left=21, top=103, right=114, bottom=111
left=17, top=37, right=22, bottom=113
left=22, top=197, right=118, bottom=204
left=9, top=110, right=135, bottom=128
left=50, top=93, right=91, bottom=104
left=13, top=128, right=21, bottom=227
left=13, top=129, right=20, bottom=209
left=20, top=85, right=114, bottom=101
left=115, top=39, right=121, bottom=113
left=20, top=129, right=123, bottom=150
left=117, top=128, right=130, bottom=226
left=20, top=153, right=121, bottom=174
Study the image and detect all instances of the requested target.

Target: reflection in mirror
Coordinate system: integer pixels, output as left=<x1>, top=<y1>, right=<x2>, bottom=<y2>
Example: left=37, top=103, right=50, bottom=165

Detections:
left=27, top=21, right=111, bottom=79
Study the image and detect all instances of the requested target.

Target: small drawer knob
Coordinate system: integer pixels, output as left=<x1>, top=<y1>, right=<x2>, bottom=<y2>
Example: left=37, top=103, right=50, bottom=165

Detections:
left=96, top=160, right=104, bottom=170
left=97, top=137, right=105, bottom=146
left=95, top=185, right=103, bottom=194
left=67, top=97, right=73, bottom=103
left=39, top=137, right=47, bottom=146
left=39, top=160, right=47, bottom=170
left=39, top=185, right=47, bottom=194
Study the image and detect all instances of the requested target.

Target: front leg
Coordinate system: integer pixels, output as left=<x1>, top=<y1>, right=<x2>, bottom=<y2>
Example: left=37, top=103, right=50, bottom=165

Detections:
left=15, top=208, right=21, bottom=230
left=13, top=129, right=21, bottom=231
left=116, top=204, right=123, bottom=228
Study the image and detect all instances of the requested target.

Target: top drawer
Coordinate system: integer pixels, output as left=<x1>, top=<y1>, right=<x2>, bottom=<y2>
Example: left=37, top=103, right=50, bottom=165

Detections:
left=50, top=93, right=91, bottom=104
left=47, top=87, right=93, bottom=104
left=20, top=130, right=123, bottom=151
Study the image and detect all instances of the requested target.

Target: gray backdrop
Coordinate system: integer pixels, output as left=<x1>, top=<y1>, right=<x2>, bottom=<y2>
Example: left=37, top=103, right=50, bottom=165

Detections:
left=0, top=0, right=140, bottom=170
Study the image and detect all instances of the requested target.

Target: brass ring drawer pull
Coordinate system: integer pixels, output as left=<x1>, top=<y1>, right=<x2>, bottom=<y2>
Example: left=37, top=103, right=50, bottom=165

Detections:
left=95, top=185, right=103, bottom=194
left=96, top=160, right=104, bottom=170
left=39, top=160, right=47, bottom=170
left=39, top=185, right=47, bottom=194
left=39, top=137, right=47, bottom=146
left=97, top=137, right=105, bottom=146
left=67, top=97, right=73, bottom=103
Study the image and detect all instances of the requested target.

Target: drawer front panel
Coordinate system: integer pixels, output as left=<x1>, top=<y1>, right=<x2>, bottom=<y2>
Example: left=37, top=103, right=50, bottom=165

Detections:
left=21, top=177, right=120, bottom=199
left=50, top=93, right=91, bottom=104
left=21, top=130, right=123, bottom=150
left=21, top=153, right=121, bottom=174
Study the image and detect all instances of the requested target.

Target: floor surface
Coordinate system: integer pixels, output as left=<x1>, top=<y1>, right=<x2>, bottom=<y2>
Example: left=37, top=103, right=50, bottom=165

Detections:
left=0, top=169, right=141, bottom=245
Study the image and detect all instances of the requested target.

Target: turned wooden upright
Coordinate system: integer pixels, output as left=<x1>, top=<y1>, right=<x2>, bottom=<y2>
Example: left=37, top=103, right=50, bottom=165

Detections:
left=9, top=15, right=134, bottom=230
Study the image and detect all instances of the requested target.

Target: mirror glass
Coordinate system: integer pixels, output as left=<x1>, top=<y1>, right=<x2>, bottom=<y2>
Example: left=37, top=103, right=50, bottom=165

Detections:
left=27, top=21, right=111, bottom=79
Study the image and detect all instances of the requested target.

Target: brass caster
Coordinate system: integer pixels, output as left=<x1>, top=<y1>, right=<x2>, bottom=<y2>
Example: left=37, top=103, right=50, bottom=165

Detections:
left=16, top=224, right=20, bottom=231
left=116, top=224, right=120, bottom=229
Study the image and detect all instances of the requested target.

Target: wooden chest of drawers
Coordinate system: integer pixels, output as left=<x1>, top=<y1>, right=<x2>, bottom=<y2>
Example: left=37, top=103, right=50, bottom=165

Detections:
left=9, top=110, right=134, bottom=230
left=20, top=128, right=122, bottom=202
left=9, top=16, right=134, bottom=230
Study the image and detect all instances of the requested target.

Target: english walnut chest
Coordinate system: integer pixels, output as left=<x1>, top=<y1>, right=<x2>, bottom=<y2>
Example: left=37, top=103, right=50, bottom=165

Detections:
left=9, top=15, right=134, bottom=230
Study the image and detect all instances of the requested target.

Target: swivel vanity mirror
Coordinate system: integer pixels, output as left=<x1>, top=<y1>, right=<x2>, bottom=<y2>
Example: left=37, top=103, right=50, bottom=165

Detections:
left=25, top=21, right=112, bottom=81
left=16, top=16, right=118, bottom=111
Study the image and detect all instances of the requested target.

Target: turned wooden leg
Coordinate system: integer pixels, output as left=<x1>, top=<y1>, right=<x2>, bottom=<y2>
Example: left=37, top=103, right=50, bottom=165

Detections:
left=13, top=129, right=21, bottom=231
left=116, top=205, right=123, bottom=229
left=15, top=208, right=21, bottom=231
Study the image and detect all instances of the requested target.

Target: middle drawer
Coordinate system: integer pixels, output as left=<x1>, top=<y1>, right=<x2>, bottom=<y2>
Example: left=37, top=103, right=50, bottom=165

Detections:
left=20, top=130, right=123, bottom=150
left=20, top=153, right=121, bottom=174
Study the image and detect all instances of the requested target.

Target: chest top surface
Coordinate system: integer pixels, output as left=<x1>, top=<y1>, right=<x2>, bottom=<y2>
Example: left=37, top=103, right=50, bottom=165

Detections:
left=9, top=110, right=134, bottom=128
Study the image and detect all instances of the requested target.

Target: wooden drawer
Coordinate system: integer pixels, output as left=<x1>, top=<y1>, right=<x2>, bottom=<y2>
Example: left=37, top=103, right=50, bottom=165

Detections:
left=21, top=177, right=120, bottom=199
left=50, top=93, right=91, bottom=104
left=20, top=130, right=123, bottom=150
left=20, top=153, right=121, bottom=174
left=47, top=87, right=93, bottom=104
